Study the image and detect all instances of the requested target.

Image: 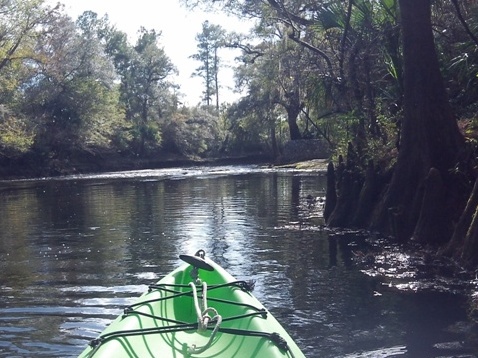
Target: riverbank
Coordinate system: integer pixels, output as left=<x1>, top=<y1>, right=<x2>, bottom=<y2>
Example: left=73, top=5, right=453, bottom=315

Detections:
left=0, top=151, right=278, bottom=180
left=0, top=147, right=331, bottom=180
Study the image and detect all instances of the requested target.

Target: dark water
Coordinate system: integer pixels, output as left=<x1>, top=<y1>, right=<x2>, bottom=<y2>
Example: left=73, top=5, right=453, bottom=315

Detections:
left=0, top=165, right=476, bottom=357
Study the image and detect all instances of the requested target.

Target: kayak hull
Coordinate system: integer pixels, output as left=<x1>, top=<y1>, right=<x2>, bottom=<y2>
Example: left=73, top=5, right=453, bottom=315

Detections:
left=78, top=254, right=305, bottom=358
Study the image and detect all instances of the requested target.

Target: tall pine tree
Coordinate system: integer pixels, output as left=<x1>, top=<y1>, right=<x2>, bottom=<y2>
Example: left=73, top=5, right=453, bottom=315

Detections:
left=191, top=21, right=225, bottom=110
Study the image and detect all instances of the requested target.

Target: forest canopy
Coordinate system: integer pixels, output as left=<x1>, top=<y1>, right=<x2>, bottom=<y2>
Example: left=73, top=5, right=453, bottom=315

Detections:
left=0, top=0, right=254, bottom=175
left=0, top=0, right=477, bottom=183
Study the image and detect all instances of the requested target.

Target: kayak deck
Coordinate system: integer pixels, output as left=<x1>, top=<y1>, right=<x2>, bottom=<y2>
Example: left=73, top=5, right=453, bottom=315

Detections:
left=78, top=251, right=305, bottom=357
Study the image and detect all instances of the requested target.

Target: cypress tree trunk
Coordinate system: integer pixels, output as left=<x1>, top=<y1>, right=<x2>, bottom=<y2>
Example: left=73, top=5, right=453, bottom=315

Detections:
left=352, top=160, right=381, bottom=227
left=371, top=0, right=465, bottom=241
left=443, top=174, right=478, bottom=265
left=412, top=168, right=454, bottom=243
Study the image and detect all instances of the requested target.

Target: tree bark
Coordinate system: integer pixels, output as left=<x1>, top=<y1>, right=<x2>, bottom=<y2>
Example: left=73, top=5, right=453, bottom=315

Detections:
left=353, top=160, right=381, bottom=227
left=445, top=178, right=478, bottom=259
left=371, top=0, right=465, bottom=241
left=461, top=204, right=478, bottom=266
left=412, top=168, right=453, bottom=244
left=270, top=121, right=279, bottom=159
left=286, top=104, right=302, bottom=140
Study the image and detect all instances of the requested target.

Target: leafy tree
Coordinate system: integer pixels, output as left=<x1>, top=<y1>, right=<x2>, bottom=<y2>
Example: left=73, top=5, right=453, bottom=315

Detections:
left=272, top=36, right=308, bottom=140
left=226, top=95, right=282, bottom=157
left=231, top=26, right=318, bottom=143
left=162, top=107, right=224, bottom=157
left=0, top=0, right=60, bottom=73
left=21, top=10, right=123, bottom=158
left=110, top=28, right=176, bottom=156
left=230, top=30, right=305, bottom=151
left=191, top=21, right=225, bottom=110
left=0, top=105, right=34, bottom=158
left=0, top=0, right=61, bottom=157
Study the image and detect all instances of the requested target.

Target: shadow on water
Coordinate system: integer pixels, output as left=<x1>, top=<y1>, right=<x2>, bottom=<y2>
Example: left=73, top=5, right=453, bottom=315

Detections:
left=0, top=165, right=477, bottom=357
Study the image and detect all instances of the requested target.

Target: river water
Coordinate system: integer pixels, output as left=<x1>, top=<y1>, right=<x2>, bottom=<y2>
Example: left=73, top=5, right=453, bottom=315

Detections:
left=0, top=165, right=477, bottom=357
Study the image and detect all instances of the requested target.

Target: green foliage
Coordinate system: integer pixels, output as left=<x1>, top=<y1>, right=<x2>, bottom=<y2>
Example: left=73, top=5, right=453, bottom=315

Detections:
left=0, top=1, right=183, bottom=169
left=0, top=0, right=477, bottom=174
left=325, top=108, right=399, bottom=172
left=436, top=1, right=478, bottom=117
left=76, top=82, right=127, bottom=150
left=0, top=105, right=34, bottom=157
left=224, top=96, right=281, bottom=154
left=0, top=0, right=58, bottom=72
left=109, top=28, right=176, bottom=155
left=162, top=108, right=224, bottom=157
left=19, top=10, right=122, bottom=156
left=357, top=104, right=400, bottom=171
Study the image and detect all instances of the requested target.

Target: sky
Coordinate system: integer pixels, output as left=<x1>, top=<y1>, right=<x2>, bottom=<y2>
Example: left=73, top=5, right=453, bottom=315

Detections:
left=47, top=0, right=252, bottom=106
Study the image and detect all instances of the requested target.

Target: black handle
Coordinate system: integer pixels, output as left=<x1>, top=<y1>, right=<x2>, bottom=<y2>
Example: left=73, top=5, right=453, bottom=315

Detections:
left=179, top=254, right=214, bottom=271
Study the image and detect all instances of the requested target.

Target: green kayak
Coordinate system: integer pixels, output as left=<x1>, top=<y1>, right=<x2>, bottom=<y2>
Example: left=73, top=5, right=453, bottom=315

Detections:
left=78, top=250, right=306, bottom=358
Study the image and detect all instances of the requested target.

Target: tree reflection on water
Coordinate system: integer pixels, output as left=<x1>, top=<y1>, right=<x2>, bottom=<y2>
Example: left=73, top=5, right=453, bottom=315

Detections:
left=0, top=166, right=476, bottom=357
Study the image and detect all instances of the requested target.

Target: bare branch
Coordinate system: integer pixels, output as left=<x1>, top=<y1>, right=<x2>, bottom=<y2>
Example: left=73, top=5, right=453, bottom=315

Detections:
left=287, top=31, right=334, bottom=77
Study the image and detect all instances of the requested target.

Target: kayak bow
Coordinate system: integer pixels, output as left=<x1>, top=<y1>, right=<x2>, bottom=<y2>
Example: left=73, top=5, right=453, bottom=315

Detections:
left=78, top=250, right=306, bottom=357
